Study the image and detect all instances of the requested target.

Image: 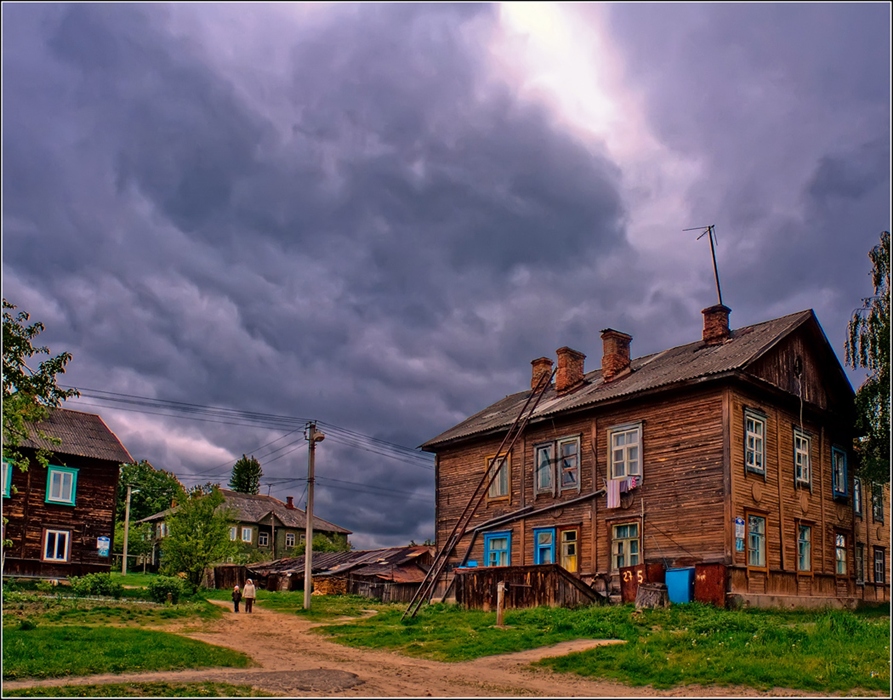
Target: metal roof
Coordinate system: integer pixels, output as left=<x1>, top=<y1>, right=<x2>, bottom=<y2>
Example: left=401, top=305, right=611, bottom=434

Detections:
left=422, top=309, right=817, bottom=450
left=20, top=407, right=133, bottom=464
left=139, top=488, right=352, bottom=535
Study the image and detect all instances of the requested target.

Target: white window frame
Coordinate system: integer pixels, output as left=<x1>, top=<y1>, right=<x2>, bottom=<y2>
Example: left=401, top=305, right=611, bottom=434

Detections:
left=874, top=548, right=886, bottom=584
left=557, top=437, right=581, bottom=493
left=45, top=465, right=78, bottom=506
left=534, top=443, right=554, bottom=494
left=43, top=529, right=70, bottom=562
left=747, top=514, right=766, bottom=568
left=835, top=533, right=847, bottom=576
left=609, top=423, right=642, bottom=480
left=258, top=532, right=269, bottom=547
left=241, top=526, right=253, bottom=543
left=744, top=411, right=766, bottom=475
left=285, top=532, right=296, bottom=547
left=487, top=455, right=509, bottom=500
left=797, top=524, right=811, bottom=572
left=229, top=526, right=238, bottom=541
left=831, top=447, right=847, bottom=497
left=534, top=436, right=582, bottom=496
left=794, top=430, right=811, bottom=486
left=2, top=460, right=12, bottom=498
left=854, top=477, right=863, bottom=516
left=611, top=522, right=640, bottom=571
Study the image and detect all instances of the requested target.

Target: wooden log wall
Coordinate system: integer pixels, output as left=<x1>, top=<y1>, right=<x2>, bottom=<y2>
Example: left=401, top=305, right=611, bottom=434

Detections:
left=3, top=450, right=119, bottom=578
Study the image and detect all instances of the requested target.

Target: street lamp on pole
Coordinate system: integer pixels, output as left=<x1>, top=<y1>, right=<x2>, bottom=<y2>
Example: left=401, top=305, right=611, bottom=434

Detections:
left=122, top=486, right=140, bottom=576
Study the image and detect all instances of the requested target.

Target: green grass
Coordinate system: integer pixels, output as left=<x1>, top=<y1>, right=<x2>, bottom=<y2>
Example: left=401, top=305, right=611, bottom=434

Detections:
left=2, top=626, right=254, bottom=680
left=108, top=571, right=163, bottom=589
left=2, top=591, right=223, bottom=627
left=313, top=601, right=890, bottom=693
left=4, top=681, right=271, bottom=697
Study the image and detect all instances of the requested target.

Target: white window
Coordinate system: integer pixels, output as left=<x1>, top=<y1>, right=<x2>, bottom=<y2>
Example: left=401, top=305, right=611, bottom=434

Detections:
left=258, top=532, right=269, bottom=547
left=744, top=411, right=766, bottom=474
left=487, top=455, right=509, bottom=499
left=794, top=430, right=810, bottom=485
left=2, top=460, right=12, bottom=498
left=871, top=484, right=884, bottom=523
left=229, top=526, right=237, bottom=541
left=747, top=515, right=766, bottom=568
left=612, top=523, right=639, bottom=570
left=835, top=533, right=847, bottom=575
left=43, top=529, right=70, bottom=561
left=285, top=532, right=296, bottom=547
left=158, top=522, right=168, bottom=538
left=854, top=477, right=863, bottom=516
left=856, top=543, right=865, bottom=584
left=241, top=527, right=253, bottom=543
left=831, top=448, right=847, bottom=497
left=610, top=425, right=641, bottom=479
left=874, top=548, right=886, bottom=584
left=534, top=437, right=581, bottom=495
left=797, top=524, right=811, bottom=572
left=535, top=444, right=554, bottom=493
left=45, top=466, right=78, bottom=505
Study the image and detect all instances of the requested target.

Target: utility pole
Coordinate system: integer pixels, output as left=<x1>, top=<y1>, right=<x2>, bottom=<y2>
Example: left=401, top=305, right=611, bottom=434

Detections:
left=303, top=421, right=325, bottom=609
left=121, top=486, right=139, bottom=576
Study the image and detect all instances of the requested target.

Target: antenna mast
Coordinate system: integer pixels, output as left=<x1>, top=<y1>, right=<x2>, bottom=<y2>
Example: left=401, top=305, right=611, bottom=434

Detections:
left=684, top=224, right=723, bottom=306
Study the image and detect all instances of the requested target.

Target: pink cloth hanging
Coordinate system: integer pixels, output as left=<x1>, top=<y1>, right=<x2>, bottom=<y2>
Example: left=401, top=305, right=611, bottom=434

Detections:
left=607, top=479, right=621, bottom=508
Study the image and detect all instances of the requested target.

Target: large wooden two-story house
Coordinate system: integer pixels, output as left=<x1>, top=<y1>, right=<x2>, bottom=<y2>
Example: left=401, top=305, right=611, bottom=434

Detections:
left=2, top=408, right=133, bottom=579
left=422, top=306, right=890, bottom=608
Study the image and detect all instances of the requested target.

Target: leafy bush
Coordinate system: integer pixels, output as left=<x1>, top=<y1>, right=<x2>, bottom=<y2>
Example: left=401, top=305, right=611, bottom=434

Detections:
left=68, top=573, right=123, bottom=599
left=147, top=576, right=186, bottom=604
left=17, top=619, right=38, bottom=631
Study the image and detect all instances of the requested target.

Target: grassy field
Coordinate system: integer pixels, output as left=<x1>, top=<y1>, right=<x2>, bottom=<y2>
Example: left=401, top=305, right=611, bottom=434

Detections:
left=4, top=681, right=270, bottom=697
left=2, top=626, right=254, bottom=680
left=312, top=600, right=891, bottom=694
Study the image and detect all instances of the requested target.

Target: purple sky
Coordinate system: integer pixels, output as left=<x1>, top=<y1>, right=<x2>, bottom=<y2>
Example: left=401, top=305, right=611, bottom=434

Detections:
left=3, top=3, right=890, bottom=548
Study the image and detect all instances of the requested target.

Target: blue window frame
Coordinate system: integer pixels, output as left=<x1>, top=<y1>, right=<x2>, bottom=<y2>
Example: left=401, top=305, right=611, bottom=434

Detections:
left=533, top=528, right=555, bottom=564
left=45, top=465, right=78, bottom=506
left=2, top=460, right=12, bottom=498
left=483, top=531, right=511, bottom=567
left=831, top=447, right=847, bottom=498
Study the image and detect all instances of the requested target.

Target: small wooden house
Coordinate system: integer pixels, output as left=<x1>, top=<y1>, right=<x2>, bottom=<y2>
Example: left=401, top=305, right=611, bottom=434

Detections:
left=422, top=306, right=890, bottom=608
left=141, top=489, right=351, bottom=561
left=2, top=408, right=133, bottom=579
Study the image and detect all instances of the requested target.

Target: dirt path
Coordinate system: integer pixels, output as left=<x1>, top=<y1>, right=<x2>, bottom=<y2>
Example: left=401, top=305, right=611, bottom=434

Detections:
left=1, top=601, right=860, bottom=697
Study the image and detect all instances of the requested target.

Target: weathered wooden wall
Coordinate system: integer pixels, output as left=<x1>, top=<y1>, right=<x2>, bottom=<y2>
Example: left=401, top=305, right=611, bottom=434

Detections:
left=3, top=450, right=119, bottom=579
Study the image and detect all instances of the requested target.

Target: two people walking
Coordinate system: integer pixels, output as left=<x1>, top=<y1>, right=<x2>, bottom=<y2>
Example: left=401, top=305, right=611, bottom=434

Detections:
left=232, top=579, right=257, bottom=613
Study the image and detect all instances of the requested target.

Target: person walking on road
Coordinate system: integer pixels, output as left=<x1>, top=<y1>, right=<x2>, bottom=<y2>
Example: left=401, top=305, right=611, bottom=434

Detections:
left=243, top=579, right=256, bottom=613
left=232, top=585, right=241, bottom=613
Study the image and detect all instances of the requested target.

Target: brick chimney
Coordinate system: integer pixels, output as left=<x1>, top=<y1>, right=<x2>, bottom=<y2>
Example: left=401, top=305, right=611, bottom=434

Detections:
left=600, top=329, right=632, bottom=382
left=286, top=496, right=295, bottom=510
left=531, top=357, right=554, bottom=390
left=702, top=304, right=731, bottom=345
left=555, top=347, right=586, bottom=394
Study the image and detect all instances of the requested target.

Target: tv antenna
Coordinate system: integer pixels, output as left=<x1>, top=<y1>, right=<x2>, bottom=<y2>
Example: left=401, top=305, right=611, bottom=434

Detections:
left=683, top=224, right=724, bottom=306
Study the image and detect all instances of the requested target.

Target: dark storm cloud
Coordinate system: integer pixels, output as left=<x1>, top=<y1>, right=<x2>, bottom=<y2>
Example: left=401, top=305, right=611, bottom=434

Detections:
left=2, top=3, right=632, bottom=546
left=602, top=2, right=890, bottom=350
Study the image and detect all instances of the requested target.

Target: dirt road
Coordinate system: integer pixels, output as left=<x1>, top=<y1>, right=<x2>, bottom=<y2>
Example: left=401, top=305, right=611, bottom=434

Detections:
left=2, top=601, right=853, bottom=697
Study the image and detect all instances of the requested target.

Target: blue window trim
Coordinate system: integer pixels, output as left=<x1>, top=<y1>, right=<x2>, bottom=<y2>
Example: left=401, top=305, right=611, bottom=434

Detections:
left=533, top=527, right=556, bottom=565
left=45, top=465, right=78, bottom=506
left=483, top=531, right=511, bottom=567
left=831, top=447, right=848, bottom=498
left=2, top=460, right=12, bottom=498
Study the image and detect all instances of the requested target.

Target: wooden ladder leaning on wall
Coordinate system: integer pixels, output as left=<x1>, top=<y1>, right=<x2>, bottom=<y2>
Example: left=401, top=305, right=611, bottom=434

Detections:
left=402, top=367, right=556, bottom=620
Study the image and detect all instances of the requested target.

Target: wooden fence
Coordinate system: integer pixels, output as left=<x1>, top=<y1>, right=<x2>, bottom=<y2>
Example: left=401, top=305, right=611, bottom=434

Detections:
left=454, top=564, right=599, bottom=610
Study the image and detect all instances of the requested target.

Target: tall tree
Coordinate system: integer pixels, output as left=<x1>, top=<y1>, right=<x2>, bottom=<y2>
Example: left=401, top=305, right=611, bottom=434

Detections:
left=2, top=299, right=80, bottom=472
left=228, top=454, right=263, bottom=494
left=159, top=485, right=236, bottom=588
left=117, top=460, right=186, bottom=522
left=845, top=230, right=890, bottom=484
